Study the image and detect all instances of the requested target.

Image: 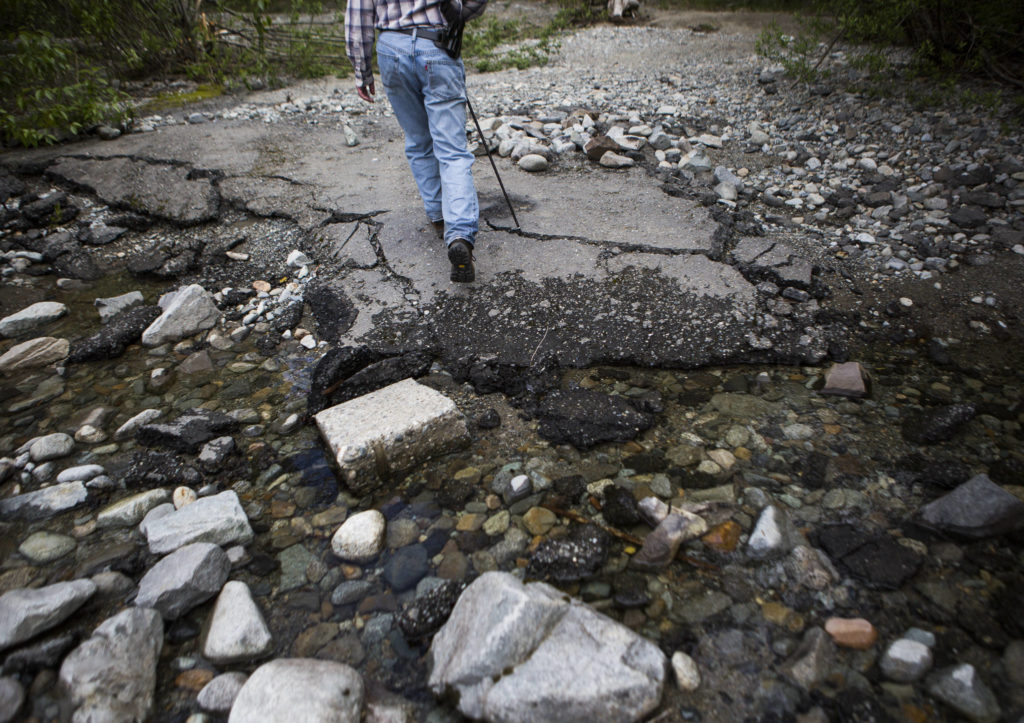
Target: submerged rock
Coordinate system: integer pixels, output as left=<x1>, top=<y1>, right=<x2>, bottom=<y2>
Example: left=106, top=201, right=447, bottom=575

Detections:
left=429, top=571, right=666, bottom=722
left=902, top=403, right=976, bottom=444
left=59, top=607, right=163, bottom=722
left=917, top=473, right=1024, bottom=539
left=141, top=490, right=253, bottom=554
left=537, top=389, right=654, bottom=448
left=527, top=524, right=609, bottom=582
left=68, top=305, right=161, bottom=363
left=398, top=580, right=465, bottom=640
left=0, top=579, right=97, bottom=652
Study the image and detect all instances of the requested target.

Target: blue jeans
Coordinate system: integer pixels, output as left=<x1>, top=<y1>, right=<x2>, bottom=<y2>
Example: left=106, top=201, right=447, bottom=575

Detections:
left=376, top=30, right=479, bottom=247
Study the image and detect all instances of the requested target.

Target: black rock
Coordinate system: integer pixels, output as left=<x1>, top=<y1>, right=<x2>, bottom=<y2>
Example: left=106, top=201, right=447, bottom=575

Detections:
left=893, top=453, right=971, bottom=490
left=68, top=305, right=161, bottom=363
left=625, top=449, right=667, bottom=474
left=79, top=224, right=127, bottom=246
left=53, top=250, right=103, bottom=281
left=121, top=451, right=202, bottom=488
left=22, top=192, right=79, bottom=226
left=135, top=408, right=240, bottom=454
left=247, top=553, right=280, bottom=577
left=255, top=332, right=281, bottom=356
left=305, top=281, right=358, bottom=341
left=0, top=171, right=26, bottom=203
left=949, top=206, right=988, bottom=229
left=1, top=633, right=77, bottom=674
left=602, top=485, right=641, bottom=527
left=902, top=403, right=976, bottom=444
left=798, top=451, right=830, bottom=489
left=455, top=353, right=560, bottom=403
left=272, top=301, right=305, bottom=333
left=476, top=408, right=501, bottom=429
left=526, top=524, right=609, bottom=582
left=436, top=476, right=476, bottom=509
left=612, top=572, right=650, bottom=609
left=307, top=345, right=383, bottom=414
left=537, top=389, right=654, bottom=449
left=382, top=544, right=430, bottom=592
left=814, top=524, right=922, bottom=590
left=167, top=619, right=201, bottom=644
left=126, top=238, right=202, bottom=279
left=106, top=212, right=154, bottom=231
left=329, top=351, right=433, bottom=405
left=917, top=473, right=1024, bottom=539
left=552, top=474, right=587, bottom=500
left=397, top=580, right=465, bottom=640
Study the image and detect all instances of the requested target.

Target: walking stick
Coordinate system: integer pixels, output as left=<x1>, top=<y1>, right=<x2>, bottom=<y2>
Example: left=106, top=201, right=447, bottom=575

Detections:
left=465, top=93, right=520, bottom=229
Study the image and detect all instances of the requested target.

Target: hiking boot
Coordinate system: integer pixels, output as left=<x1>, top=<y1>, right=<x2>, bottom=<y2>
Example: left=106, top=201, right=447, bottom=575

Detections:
left=431, top=219, right=445, bottom=240
left=448, top=239, right=475, bottom=283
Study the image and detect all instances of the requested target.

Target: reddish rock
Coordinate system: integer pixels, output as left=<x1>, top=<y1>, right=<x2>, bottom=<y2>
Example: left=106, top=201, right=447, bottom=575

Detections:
left=824, top=617, right=878, bottom=649
left=701, top=520, right=742, bottom=552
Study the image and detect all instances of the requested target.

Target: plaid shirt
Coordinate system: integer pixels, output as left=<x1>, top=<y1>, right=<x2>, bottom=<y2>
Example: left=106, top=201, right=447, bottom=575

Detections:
left=345, top=0, right=487, bottom=85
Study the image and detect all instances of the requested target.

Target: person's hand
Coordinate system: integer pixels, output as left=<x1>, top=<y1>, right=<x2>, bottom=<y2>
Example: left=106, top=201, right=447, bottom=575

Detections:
left=357, top=80, right=375, bottom=103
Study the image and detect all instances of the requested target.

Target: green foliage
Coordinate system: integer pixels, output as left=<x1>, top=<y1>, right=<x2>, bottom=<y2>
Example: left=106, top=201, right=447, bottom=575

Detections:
left=463, top=17, right=558, bottom=72
left=0, top=30, right=129, bottom=147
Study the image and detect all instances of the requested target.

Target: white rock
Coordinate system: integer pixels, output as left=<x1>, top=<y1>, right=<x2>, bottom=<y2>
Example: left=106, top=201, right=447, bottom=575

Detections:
left=28, top=433, right=74, bottom=462
left=286, top=250, right=312, bottom=268
left=202, top=581, right=273, bottom=664
left=748, top=505, right=794, bottom=558
left=880, top=638, right=933, bottom=682
left=0, top=580, right=97, bottom=651
left=173, top=486, right=197, bottom=509
left=331, top=509, right=386, bottom=562
left=141, top=284, right=220, bottom=347
left=228, top=659, right=363, bottom=722
left=95, top=292, right=144, bottom=323
left=142, top=491, right=253, bottom=555
left=134, top=542, right=230, bottom=619
left=56, top=464, right=105, bottom=484
left=0, top=302, right=68, bottom=337
left=314, top=378, right=469, bottom=495
left=518, top=154, right=549, bottom=172
left=97, top=489, right=172, bottom=529
left=599, top=151, right=634, bottom=168
left=198, top=672, right=248, bottom=714
left=114, top=409, right=163, bottom=441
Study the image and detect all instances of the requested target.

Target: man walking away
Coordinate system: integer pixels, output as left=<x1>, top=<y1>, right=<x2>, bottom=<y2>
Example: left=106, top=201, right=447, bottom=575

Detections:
left=346, top=0, right=488, bottom=283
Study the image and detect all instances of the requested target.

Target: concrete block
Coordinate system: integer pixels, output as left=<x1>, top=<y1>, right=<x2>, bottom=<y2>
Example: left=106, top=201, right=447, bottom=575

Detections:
left=314, top=378, right=469, bottom=494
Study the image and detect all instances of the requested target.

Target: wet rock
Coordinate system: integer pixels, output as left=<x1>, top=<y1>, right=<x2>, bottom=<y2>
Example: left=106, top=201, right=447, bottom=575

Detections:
left=328, top=352, right=433, bottom=405
left=114, top=409, right=163, bottom=441
left=747, top=505, right=799, bottom=559
left=142, top=490, right=253, bottom=554
left=95, top=291, right=144, bottom=323
left=18, top=530, right=76, bottom=563
left=781, top=627, right=834, bottom=689
left=1, top=633, right=77, bottom=674
left=917, top=473, right=1024, bottom=539
left=0, top=171, right=26, bottom=202
left=59, top=607, right=163, bottom=722
left=53, top=250, right=103, bottom=281
left=0, top=301, right=67, bottom=337
left=315, top=378, right=469, bottom=495
left=0, top=481, right=87, bottom=521
left=141, top=284, right=220, bottom=347
left=332, top=580, right=375, bottom=606
left=476, top=408, right=501, bottom=429
left=96, top=488, right=171, bottom=529
left=127, top=236, right=203, bottom=278
left=0, top=677, right=24, bottom=722
left=21, top=192, right=78, bottom=226
left=880, top=638, right=933, bottom=682
left=134, top=542, right=230, bottom=619
left=926, top=664, right=1001, bottom=722
left=398, top=580, right=464, bottom=639
left=632, top=510, right=708, bottom=570
left=527, top=524, right=609, bottom=582
left=383, top=545, right=429, bottom=592
left=0, top=336, right=69, bottom=372
left=198, top=671, right=248, bottom=714
left=536, top=389, right=654, bottom=448
left=68, top=304, right=161, bottom=363
left=814, top=524, right=922, bottom=589
left=602, top=485, right=641, bottom=526
left=79, top=222, right=127, bottom=246
left=824, top=617, right=877, bottom=649
left=278, top=544, right=314, bottom=592
left=227, top=659, right=364, bottom=723
left=332, top=509, right=386, bottom=562
left=0, top=579, right=96, bottom=651
left=902, top=403, right=976, bottom=444
left=820, top=362, right=867, bottom=397
left=671, top=651, right=700, bottom=691
left=202, top=581, right=273, bottom=664
left=122, top=450, right=201, bottom=488
left=199, top=436, right=236, bottom=471
left=429, top=571, right=665, bottom=722
left=136, top=407, right=240, bottom=454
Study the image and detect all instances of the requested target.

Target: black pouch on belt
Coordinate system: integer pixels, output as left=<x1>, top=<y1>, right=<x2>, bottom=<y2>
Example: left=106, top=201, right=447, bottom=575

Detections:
left=435, top=0, right=465, bottom=59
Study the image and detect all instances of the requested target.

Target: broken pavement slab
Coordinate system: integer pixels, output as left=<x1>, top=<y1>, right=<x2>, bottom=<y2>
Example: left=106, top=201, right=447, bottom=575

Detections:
left=314, top=378, right=470, bottom=495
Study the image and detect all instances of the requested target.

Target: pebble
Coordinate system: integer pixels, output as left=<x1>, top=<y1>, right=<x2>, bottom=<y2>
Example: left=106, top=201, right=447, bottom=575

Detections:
left=331, top=510, right=386, bottom=562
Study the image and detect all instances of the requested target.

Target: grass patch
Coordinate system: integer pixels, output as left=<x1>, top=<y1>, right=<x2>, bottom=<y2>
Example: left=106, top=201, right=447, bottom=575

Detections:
left=138, top=83, right=225, bottom=113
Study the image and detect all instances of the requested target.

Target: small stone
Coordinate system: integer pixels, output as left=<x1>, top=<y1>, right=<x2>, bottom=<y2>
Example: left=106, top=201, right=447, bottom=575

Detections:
left=880, top=638, right=933, bottom=682
left=202, top=581, right=273, bottom=664
left=331, top=509, right=386, bottom=562
left=173, top=486, right=197, bottom=509
left=599, top=151, right=635, bottom=168
left=671, top=651, right=700, bottom=691
left=518, top=154, right=549, bottom=172
left=821, top=362, right=867, bottom=397
left=522, top=507, right=558, bottom=536
left=824, top=617, right=877, bottom=649
left=286, top=250, right=311, bottom=268
left=197, top=672, right=248, bottom=714
left=0, top=302, right=68, bottom=337
left=18, top=531, right=76, bottom=564
left=926, top=664, right=1001, bottom=723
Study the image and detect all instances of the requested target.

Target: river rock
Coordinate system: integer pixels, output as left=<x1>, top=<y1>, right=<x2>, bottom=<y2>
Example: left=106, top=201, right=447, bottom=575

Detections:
left=0, top=336, right=68, bottom=373
left=382, top=544, right=429, bottom=592
left=880, top=638, right=933, bottom=682
left=518, top=154, right=549, bottom=172
left=134, top=542, right=230, bottom=619
left=331, top=509, right=386, bottom=562
left=0, top=579, right=97, bottom=651
left=136, top=407, right=239, bottom=454
left=780, top=627, right=834, bottom=689
left=820, top=362, right=867, bottom=397
left=68, top=304, right=161, bottom=363
left=18, top=530, right=76, bottom=563
left=142, top=490, right=253, bottom=554
left=96, top=488, right=171, bottom=529
left=141, top=284, right=220, bottom=347
left=536, top=389, right=654, bottom=448
left=0, top=301, right=67, bottom=337
left=0, top=677, right=24, bottom=723
left=227, top=659, right=364, bottom=722
left=0, top=481, right=87, bottom=521
left=26, top=432, right=74, bottom=462
left=202, top=581, right=273, bottom=664
left=632, top=510, right=708, bottom=570
left=398, top=580, right=464, bottom=640
left=198, top=671, right=248, bottom=713
left=56, top=464, right=105, bottom=483
left=59, top=607, right=163, bottom=722
left=747, top=505, right=798, bottom=558
left=315, top=378, right=469, bottom=495
left=902, top=403, right=976, bottom=444
left=114, top=408, right=163, bottom=440
left=824, top=617, right=877, bottom=649
left=429, top=571, right=666, bottom=722
left=926, top=664, right=1001, bottom=722
left=671, top=651, right=700, bottom=691
left=95, top=291, right=145, bottom=322
left=917, top=473, right=1024, bottom=539
left=527, top=524, right=609, bottom=582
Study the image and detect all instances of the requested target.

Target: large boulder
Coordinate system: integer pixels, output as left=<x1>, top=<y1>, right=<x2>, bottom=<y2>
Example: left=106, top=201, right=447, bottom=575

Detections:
left=228, top=659, right=364, bottom=723
left=134, top=542, right=230, bottom=619
left=0, top=580, right=97, bottom=652
left=59, top=607, right=163, bottom=722
left=429, top=571, right=666, bottom=722
left=141, top=284, right=220, bottom=347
